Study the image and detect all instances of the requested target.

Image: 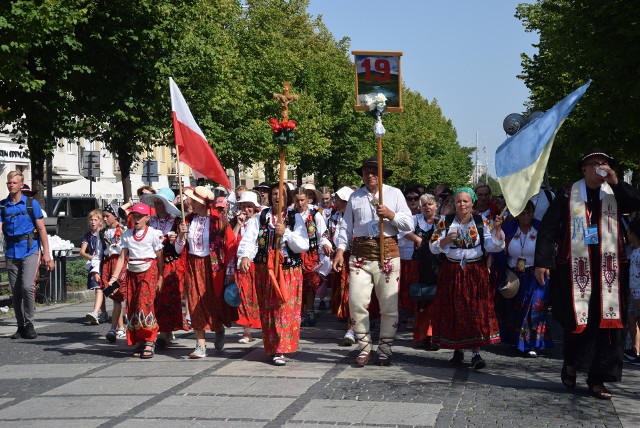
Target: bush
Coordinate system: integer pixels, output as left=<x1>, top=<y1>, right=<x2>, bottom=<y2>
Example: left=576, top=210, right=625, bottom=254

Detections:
left=66, top=258, right=90, bottom=292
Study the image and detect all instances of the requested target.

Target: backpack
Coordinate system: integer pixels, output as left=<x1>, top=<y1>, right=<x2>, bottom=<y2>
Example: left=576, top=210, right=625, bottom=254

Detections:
left=0, top=197, right=38, bottom=250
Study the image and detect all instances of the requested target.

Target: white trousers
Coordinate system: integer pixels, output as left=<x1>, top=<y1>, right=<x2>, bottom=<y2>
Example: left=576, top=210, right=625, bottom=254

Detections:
left=348, top=256, right=400, bottom=355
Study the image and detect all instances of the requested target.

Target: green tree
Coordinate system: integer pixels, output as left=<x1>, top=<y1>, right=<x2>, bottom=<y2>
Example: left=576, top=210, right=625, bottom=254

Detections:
left=0, top=0, right=90, bottom=205
left=516, top=0, right=640, bottom=187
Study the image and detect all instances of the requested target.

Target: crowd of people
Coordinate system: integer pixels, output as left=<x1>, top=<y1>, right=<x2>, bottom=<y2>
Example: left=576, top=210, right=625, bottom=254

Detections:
left=3, top=147, right=640, bottom=400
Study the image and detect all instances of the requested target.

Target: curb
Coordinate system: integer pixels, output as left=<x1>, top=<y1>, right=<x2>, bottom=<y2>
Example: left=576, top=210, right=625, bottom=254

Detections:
left=67, top=289, right=94, bottom=302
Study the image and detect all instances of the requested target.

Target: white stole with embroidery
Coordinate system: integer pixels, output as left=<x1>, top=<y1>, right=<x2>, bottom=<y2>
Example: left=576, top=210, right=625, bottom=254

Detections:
left=569, top=179, right=622, bottom=332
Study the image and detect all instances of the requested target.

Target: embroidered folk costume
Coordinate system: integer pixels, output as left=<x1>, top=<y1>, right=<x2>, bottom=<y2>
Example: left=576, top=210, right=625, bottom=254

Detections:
left=237, top=185, right=310, bottom=363
left=536, top=174, right=640, bottom=385
left=142, top=189, right=189, bottom=340
left=429, top=211, right=505, bottom=351
left=334, top=158, right=413, bottom=366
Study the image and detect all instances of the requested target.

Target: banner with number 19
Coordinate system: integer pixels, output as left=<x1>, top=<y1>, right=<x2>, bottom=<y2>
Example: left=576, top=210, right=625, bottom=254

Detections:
left=353, top=51, right=403, bottom=112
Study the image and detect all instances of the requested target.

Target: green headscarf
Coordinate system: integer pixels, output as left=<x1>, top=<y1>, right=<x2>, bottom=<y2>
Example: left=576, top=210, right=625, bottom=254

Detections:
left=453, top=187, right=477, bottom=203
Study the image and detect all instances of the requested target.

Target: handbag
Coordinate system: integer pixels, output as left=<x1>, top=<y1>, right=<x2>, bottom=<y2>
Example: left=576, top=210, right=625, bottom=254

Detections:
left=410, top=282, right=437, bottom=301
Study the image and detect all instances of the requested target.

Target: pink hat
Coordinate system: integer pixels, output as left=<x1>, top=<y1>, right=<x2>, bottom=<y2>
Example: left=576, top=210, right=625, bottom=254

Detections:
left=215, top=196, right=228, bottom=208
left=130, top=203, right=151, bottom=216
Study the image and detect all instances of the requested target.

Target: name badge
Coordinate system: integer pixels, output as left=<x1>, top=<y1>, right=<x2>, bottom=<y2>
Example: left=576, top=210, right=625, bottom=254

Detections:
left=516, top=258, right=526, bottom=272
left=584, top=226, right=599, bottom=245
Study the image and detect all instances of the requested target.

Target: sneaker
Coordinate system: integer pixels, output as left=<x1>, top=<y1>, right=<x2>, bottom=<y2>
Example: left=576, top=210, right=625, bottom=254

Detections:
left=214, top=328, right=225, bottom=350
left=628, top=355, right=640, bottom=366
left=624, top=349, right=639, bottom=361
left=272, top=354, right=286, bottom=366
left=10, top=327, right=25, bottom=339
left=342, top=330, right=356, bottom=346
left=306, top=311, right=316, bottom=327
left=318, top=300, right=327, bottom=311
left=98, top=312, right=109, bottom=324
left=86, top=311, right=99, bottom=325
left=189, top=342, right=207, bottom=359
left=238, top=335, right=253, bottom=344
left=524, top=349, right=538, bottom=358
left=449, top=349, right=464, bottom=365
left=105, top=329, right=117, bottom=343
left=471, top=353, right=486, bottom=370
left=115, top=328, right=126, bottom=339
left=24, top=322, right=37, bottom=339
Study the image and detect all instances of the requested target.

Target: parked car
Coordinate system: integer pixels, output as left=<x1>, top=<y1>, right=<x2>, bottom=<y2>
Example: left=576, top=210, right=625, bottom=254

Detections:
left=49, top=197, right=100, bottom=246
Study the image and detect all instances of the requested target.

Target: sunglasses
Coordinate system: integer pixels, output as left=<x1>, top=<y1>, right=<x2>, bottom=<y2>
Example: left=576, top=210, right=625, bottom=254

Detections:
left=406, top=196, right=420, bottom=202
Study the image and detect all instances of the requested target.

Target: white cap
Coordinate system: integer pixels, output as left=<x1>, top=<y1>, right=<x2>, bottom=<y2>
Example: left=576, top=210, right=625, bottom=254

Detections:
left=334, top=186, right=354, bottom=202
left=286, top=182, right=295, bottom=190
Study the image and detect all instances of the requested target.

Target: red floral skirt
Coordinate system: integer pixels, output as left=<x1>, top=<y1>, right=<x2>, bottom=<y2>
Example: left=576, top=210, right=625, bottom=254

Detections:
left=399, top=259, right=419, bottom=310
left=330, top=252, right=350, bottom=320
left=254, top=263, right=303, bottom=355
left=125, top=261, right=159, bottom=345
left=184, top=254, right=237, bottom=332
left=235, top=262, right=262, bottom=329
left=431, top=259, right=500, bottom=349
left=154, top=257, right=189, bottom=333
left=100, top=254, right=127, bottom=303
left=301, top=249, right=322, bottom=295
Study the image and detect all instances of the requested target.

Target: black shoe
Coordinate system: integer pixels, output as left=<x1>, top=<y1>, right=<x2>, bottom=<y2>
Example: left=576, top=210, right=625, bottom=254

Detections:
left=10, top=327, right=25, bottom=339
left=24, top=322, right=37, bottom=339
left=471, top=353, right=486, bottom=370
left=449, top=350, right=464, bottom=365
left=318, top=300, right=327, bottom=311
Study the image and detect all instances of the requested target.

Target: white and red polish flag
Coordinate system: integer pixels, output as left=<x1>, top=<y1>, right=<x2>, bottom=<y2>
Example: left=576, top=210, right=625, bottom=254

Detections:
left=169, top=77, right=232, bottom=189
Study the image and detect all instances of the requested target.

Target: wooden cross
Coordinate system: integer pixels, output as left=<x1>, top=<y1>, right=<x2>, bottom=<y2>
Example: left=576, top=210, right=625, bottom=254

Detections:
left=273, top=82, right=298, bottom=122
left=272, top=82, right=298, bottom=285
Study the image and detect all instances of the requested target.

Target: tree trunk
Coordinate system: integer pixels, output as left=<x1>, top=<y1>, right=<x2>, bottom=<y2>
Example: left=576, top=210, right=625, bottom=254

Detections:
left=332, top=174, right=338, bottom=190
left=233, top=164, right=240, bottom=190
left=118, top=149, right=133, bottom=202
left=264, top=162, right=274, bottom=184
left=27, top=139, right=46, bottom=208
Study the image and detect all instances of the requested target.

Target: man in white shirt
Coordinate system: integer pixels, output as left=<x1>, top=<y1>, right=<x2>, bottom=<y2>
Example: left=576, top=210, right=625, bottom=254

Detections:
left=332, top=158, right=413, bottom=367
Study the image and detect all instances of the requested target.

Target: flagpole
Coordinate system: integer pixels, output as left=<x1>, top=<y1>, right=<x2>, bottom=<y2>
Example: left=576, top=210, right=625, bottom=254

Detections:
left=175, top=143, right=186, bottom=224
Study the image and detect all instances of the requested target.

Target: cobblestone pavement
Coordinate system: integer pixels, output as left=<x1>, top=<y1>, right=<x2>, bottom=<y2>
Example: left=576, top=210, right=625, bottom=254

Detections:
left=0, top=297, right=638, bottom=427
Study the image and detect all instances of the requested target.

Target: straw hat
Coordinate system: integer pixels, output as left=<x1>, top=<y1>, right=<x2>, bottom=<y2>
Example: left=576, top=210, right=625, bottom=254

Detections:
left=499, top=270, right=520, bottom=299
left=184, top=186, right=214, bottom=205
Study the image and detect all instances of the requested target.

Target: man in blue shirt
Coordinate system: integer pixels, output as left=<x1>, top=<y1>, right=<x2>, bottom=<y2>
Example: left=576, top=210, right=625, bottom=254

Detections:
left=1, top=171, right=54, bottom=339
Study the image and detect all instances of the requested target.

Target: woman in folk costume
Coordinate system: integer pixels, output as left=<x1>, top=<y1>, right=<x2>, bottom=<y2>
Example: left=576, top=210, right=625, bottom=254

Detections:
left=175, top=186, right=238, bottom=359
left=107, top=203, right=164, bottom=359
left=140, top=188, right=188, bottom=348
left=230, top=190, right=263, bottom=343
left=397, top=187, right=423, bottom=329
left=429, top=187, right=505, bottom=370
left=495, top=200, right=553, bottom=357
left=89, top=204, right=128, bottom=342
left=294, top=187, right=332, bottom=327
left=237, top=183, right=310, bottom=366
left=535, top=148, right=640, bottom=400
left=405, top=193, right=440, bottom=350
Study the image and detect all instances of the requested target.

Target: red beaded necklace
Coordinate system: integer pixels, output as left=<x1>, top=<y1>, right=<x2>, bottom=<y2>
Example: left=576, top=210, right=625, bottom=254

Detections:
left=132, top=225, right=149, bottom=242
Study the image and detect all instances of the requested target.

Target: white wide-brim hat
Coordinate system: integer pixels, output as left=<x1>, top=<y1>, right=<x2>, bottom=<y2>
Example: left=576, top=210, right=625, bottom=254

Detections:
left=334, top=186, right=354, bottom=202
left=237, top=191, right=261, bottom=208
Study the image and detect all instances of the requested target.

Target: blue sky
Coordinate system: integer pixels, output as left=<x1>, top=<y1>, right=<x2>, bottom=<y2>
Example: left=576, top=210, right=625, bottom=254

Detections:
left=306, top=0, right=539, bottom=176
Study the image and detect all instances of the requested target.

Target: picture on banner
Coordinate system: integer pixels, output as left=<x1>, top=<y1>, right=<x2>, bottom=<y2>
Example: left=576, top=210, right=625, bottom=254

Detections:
left=353, top=51, right=402, bottom=112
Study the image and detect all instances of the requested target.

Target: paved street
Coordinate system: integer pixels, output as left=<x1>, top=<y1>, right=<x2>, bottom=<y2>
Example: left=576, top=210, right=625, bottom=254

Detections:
left=1, top=297, right=638, bottom=427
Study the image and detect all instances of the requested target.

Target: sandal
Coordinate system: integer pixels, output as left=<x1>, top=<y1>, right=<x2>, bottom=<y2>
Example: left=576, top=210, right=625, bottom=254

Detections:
left=140, top=342, right=155, bottom=359
left=272, top=355, right=286, bottom=366
left=132, top=343, right=145, bottom=358
left=588, top=384, right=612, bottom=400
left=561, top=364, right=576, bottom=389
left=354, top=350, right=372, bottom=367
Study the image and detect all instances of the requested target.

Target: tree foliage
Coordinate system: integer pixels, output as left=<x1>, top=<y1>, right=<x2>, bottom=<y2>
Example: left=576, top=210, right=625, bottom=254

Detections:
left=516, top=0, right=640, bottom=187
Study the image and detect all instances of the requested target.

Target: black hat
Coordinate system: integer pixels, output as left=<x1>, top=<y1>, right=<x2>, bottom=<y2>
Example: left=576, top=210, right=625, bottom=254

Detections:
left=354, top=157, right=393, bottom=178
left=253, top=182, right=270, bottom=192
left=20, top=184, right=31, bottom=195
left=577, top=147, right=616, bottom=172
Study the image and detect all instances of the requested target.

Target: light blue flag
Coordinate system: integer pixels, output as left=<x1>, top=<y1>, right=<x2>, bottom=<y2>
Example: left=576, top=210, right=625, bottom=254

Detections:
left=495, top=80, right=591, bottom=217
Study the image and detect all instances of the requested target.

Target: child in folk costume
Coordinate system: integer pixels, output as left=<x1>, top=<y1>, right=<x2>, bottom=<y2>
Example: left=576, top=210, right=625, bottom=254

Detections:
left=175, top=186, right=238, bottom=359
left=294, top=187, right=332, bottom=327
left=230, top=190, right=263, bottom=343
left=237, top=183, right=310, bottom=366
left=107, top=203, right=164, bottom=359
left=88, top=204, right=128, bottom=342
left=140, top=188, right=188, bottom=348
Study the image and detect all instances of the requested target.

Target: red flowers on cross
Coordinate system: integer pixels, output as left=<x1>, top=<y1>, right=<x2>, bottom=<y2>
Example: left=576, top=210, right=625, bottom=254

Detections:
left=269, top=118, right=297, bottom=133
